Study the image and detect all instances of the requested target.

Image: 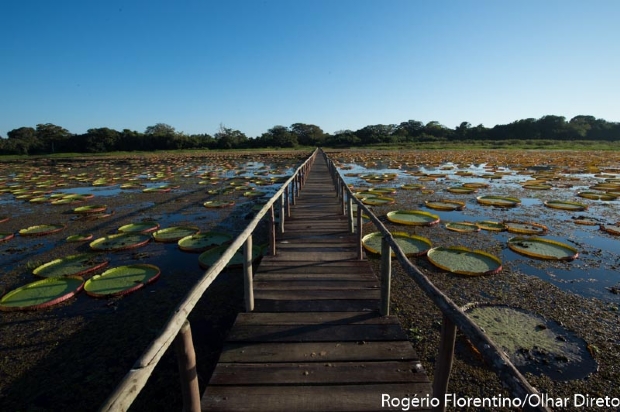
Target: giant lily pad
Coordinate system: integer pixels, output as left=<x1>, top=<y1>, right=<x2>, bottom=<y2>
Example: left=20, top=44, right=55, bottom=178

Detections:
left=507, top=237, right=578, bottom=260
left=198, top=244, right=262, bottom=269
left=74, top=205, right=107, bottom=214
left=577, top=192, right=618, bottom=201
left=118, top=221, right=160, bottom=234
left=386, top=210, right=440, bottom=226
left=361, top=196, right=395, bottom=206
left=178, top=232, right=233, bottom=252
left=362, top=232, right=432, bottom=257
left=1, top=232, right=15, bottom=242
left=0, top=276, right=84, bottom=311
left=544, top=200, right=587, bottom=211
left=424, top=200, right=465, bottom=211
left=600, top=224, right=620, bottom=236
left=19, top=224, right=66, bottom=236
left=475, top=221, right=506, bottom=232
left=84, top=264, right=160, bottom=297
left=204, top=200, right=235, bottom=208
left=427, top=246, right=502, bottom=276
left=33, top=253, right=109, bottom=278
left=463, top=304, right=597, bottom=380
left=152, top=226, right=200, bottom=243
left=89, top=233, right=151, bottom=251
left=504, top=221, right=548, bottom=235
left=445, top=222, right=480, bottom=233
left=476, top=195, right=521, bottom=207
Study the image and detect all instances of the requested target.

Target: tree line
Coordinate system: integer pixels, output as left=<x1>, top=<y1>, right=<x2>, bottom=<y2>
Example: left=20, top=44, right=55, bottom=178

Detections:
left=1, top=115, right=619, bottom=155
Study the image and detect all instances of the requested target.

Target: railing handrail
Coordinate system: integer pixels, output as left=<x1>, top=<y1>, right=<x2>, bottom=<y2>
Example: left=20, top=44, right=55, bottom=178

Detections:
left=99, top=148, right=319, bottom=412
left=322, top=149, right=550, bottom=412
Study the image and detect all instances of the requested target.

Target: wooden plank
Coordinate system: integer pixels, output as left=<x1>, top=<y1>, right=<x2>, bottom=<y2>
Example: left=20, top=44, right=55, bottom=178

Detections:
left=225, top=324, right=407, bottom=342
left=254, top=299, right=379, bottom=312
left=218, top=341, right=421, bottom=363
left=253, top=289, right=380, bottom=300
left=208, top=361, right=428, bottom=385
left=254, top=273, right=377, bottom=282
left=253, top=280, right=379, bottom=290
left=202, top=384, right=433, bottom=412
left=232, top=312, right=398, bottom=326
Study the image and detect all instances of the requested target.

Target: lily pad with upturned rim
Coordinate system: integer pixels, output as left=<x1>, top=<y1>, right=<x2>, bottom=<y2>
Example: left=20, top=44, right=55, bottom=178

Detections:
left=476, top=195, right=521, bottom=207
left=504, top=221, right=548, bottom=235
left=507, top=237, right=578, bottom=261
left=445, top=222, right=480, bottom=233
left=386, top=210, right=440, bottom=226
left=475, top=221, right=506, bottom=232
left=66, top=234, right=94, bottom=242
left=84, top=264, right=160, bottom=298
left=89, top=233, right=151, bottom=251
left=118, top=221, right=160, bottom=234
left=0, top=276, right=84, bottom=311
left=427, top=246, right=502, bottom=276
left=33, top=253, right=109, bottom=278
left=362, top=232, right=432, bottom=257
left=74, top=205, right=107, bottom=214
left=424, top=199, right=465, bottom=211
left=19, top=224, right=66, bottom=236
left=152, top=226, right=200, bottom=243
left=544, top=200, right=588, bottom=211
left=203, top=200, right=236, bottom=208
left=1, top=232, right=15, bottom=242
left=361, top=196, right=395, bottom=206
left=577, top=192, right=618, bottom=201
left=600, top=224, right=620, bottom=236
left=178, top=232, right=233, bottom=252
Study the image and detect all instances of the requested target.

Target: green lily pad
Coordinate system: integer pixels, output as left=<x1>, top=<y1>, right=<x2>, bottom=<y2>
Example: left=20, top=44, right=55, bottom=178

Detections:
left=90, top=233, right=151, bottom=251
left=66, top=234, right=94, bottom=242
left=386, top=210, right=440, bottom=226
left=362, top=232, right=432, bottom=257
left=178, top=232, right=233, bottom=252
left=425, top=200, right=465, bottom=211
left=427, top=246, right=502, bottom=276
left=445, top=222, right=480, bottom=233
left=1, top=232, right=15, bottom=242
left=476, top=221, right=507, bottom=232
left=84, top=264, right=160, bottom=298
left=504, top=221, right=548, bottom=235
left=19, top=224, right=66, bottom=236
left=74, top=205, right=107, bottom=214
left=152, top=226, right=201, bottom=243
left=0, top=276, right=84, bottom=311
left=476, top=195, right=521, bottom=207
left=507, top=237, right=578, bottom=260
left=544, top=200, right=587, bottom=211
left=118, top=221, right=160, bottom=233
left=33, top=253, right=109, bottom=278
left=203, top=200, right=235, bottom=208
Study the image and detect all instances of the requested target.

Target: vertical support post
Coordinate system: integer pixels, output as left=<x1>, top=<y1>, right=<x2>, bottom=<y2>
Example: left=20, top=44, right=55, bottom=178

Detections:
left=347, top=194, right=354, bottom=233
left=285, top=185, right=291, bottom=218
left=174, top=320, right=201, bottom=412
left=279, top=193, right=285, bottom=233
left=244, top=235, right=254, bottom=312
left=432, top=315, right=457, bottom=412
left=292, top=176, right=297, bottom=205
left=341, top=184, right=346, bottom=215
left=380, top=236, right=391, bottom=316
left=357, top=204, right=364, bottom=260
left=269, top=205, right=276, bottom=256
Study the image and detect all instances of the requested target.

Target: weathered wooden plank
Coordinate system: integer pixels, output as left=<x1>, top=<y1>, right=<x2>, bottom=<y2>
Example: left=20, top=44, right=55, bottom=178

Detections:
left=202, top=384, right=433, bottom=412
left=253, top=273, right=377, bottom=282
left=208, top=361, right=428, bottom=385
left=254, top=299, right=379, bottom=312
left=253, top=289, right=380, bottom=300
left=225, top=324, right=407, bottom=342
left=253, top=279, right=379, bottom=290
left=218, top=341, right=420, bottom=363
left=232, top=312, right=397, bottom=326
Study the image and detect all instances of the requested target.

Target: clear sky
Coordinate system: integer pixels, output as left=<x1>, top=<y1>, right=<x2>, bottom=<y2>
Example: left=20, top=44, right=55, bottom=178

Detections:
left=1, top=0, right=618, bottom=138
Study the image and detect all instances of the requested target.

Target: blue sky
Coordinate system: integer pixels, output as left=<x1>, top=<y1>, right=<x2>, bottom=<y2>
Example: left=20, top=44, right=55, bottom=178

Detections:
left=1, top=0, right=618, bottom=138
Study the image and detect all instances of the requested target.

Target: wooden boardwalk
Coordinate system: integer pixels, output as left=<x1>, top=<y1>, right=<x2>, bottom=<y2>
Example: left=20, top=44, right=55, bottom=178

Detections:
left=201, top=156, right=431, bottom=411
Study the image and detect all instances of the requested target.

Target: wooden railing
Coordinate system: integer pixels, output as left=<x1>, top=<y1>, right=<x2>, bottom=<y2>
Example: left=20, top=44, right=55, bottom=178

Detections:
left=323, top=149, right=551, bottom=412
left=99, top=149, right=319, bottom=412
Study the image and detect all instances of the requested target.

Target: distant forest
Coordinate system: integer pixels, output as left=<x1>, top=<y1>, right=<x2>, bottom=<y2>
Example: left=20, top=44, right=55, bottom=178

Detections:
left=1, top=115, right=619, bottom=155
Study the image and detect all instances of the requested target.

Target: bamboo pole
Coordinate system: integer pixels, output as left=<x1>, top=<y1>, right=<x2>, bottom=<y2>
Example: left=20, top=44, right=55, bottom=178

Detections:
left=244, top=235, right=254, bottom=312
left=432, top=315, right=457, bottom=412
left=380, top=236, right=391, bottom=316
left=173, top=320, right=200, bottom=412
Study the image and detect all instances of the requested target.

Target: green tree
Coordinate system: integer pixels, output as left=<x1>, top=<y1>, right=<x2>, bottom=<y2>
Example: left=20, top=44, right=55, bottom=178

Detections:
left=290, top=123, right=325, bottom=146
left=260, top=125, right=298, bottom=148
left=36, top=123, right=71, bottom=153
left=214, top=125, right=248, bottom=149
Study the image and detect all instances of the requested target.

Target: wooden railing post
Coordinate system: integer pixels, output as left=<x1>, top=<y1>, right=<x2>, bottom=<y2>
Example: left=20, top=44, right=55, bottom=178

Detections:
left=174, top=320, right=200, bottom=412
left=357, top=204, right=364, bottom=260
left=347, top=194, right=354, bottom=233
left=432, top=315, right=457, bottom=412
left=279, top=193, right=285, bottom=233
left=285, top=185, right=291, bottom=218
left=269, top=205, right=276, bottom=256
left=244, top=235, right=254, bottom=312
left=380, top=236, right=392, bottom=316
